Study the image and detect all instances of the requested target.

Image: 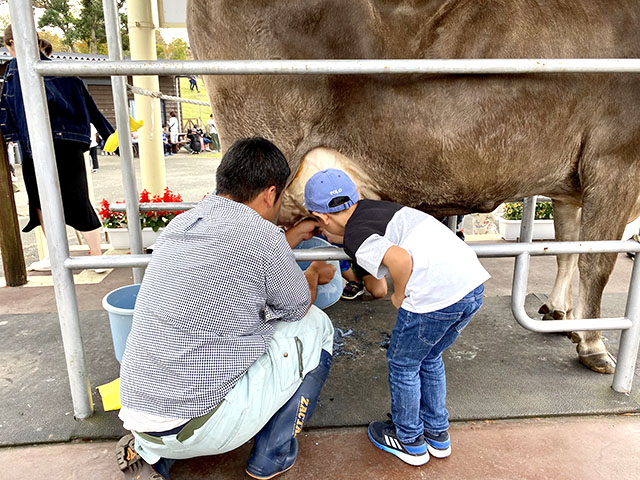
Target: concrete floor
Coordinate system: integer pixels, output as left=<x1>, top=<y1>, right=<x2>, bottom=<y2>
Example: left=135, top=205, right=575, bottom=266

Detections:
left=2, top=415, right=639, bottom=480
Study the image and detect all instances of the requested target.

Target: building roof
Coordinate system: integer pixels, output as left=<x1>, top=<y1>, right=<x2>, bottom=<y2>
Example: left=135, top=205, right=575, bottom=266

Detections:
left=0, top=47, right=109, bottom=63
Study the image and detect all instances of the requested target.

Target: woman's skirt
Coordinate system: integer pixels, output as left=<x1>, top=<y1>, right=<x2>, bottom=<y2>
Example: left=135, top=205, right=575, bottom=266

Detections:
left=21, top=139, right=101, bottom=233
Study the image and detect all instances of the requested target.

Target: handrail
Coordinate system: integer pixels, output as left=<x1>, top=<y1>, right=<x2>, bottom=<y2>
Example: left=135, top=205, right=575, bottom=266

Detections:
left=36, top=58, right=640, bottom=77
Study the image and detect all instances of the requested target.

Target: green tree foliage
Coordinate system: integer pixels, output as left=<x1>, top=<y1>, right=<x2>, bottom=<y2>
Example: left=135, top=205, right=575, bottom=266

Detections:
left=36, top=0, right=128, bottom=55
left=156, top=30, right=167, bottom=59
left=167, top=38, right=190, bottom=60
left=35, top=0, right=77, bottom=51
left=75, top=0, right=105, bottom=53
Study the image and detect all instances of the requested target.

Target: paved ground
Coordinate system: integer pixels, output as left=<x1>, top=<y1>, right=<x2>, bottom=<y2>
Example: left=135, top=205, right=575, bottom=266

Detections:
left=1, top=152, right=640, bottom=479
left=3, top=415, right=640, bottom=480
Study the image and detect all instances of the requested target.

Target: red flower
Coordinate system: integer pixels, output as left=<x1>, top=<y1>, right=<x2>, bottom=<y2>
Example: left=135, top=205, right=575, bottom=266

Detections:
left=139, top=189, right=151, bottom=203
left=101, top=188, right=186, bottom=231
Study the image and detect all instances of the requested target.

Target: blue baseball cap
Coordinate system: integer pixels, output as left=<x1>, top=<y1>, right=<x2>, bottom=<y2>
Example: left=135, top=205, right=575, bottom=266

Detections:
left=304, top=168, right=359, bottom=214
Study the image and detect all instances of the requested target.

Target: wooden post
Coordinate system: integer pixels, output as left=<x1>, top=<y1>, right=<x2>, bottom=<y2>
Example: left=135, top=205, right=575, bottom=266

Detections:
left=0, top=137, right=27, bottom=286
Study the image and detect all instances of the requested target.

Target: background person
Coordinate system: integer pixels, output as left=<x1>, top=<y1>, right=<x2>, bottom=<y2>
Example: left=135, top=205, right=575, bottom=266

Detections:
left=89, top=123, right=100, bottom=172
left=0, top=25, right=114, bottom=268
left=168, top=111, right=179, bottom=152
left=206, top=114, right=220, bottom=152
left=185, top=128, right=202, bottom=154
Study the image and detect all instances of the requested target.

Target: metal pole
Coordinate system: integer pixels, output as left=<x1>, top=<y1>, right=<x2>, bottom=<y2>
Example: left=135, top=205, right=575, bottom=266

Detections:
left=103, top=0, right=144, bottom=283
left=511, top=253, right=631, bottom=332
left=447, top=216, right=457, bottom=233
left=9, top=0, right=93, bottom=418
left=472, top=240, right=640, bottom=258
left=612, top=250, right=640, bottom=392
left=63, top=240, right=640, bottom=268
left=519, top=196, right=536, bottom=242
left=110, top=202, right=199, bottom=212
left=35, top=58, right=640, bottom=77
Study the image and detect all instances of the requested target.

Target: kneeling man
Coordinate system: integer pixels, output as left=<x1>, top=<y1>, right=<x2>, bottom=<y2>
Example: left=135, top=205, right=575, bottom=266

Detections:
left=116, top=137, right=335, bottom=480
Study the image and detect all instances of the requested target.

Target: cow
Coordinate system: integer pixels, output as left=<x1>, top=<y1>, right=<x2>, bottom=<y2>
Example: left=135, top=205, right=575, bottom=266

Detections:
left=187, top=0, right=640, bottom=374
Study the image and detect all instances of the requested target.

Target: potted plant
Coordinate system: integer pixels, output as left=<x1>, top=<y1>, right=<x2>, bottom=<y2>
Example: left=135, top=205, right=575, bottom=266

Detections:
left=497, top=201, right=555, bottom=241
left=99, top=188, right=185, bottom=249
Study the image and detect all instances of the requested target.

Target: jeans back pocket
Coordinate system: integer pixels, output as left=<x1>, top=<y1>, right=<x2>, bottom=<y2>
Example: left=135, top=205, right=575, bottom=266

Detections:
left=418, top=310, right=463, bottom=346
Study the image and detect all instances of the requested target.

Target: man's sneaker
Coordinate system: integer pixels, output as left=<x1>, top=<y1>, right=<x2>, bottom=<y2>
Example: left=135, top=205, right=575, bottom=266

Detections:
left=341, top=281, right=365, bottom=300
left=424, top=430, right=451, bottom=458
left=367, top=420, right=429, bottom=466
left=115, top=434, right=165, bottom=479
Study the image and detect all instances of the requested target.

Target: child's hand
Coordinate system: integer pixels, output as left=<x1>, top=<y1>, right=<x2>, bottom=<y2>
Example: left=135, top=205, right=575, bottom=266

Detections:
left=295, top=218, right=320, bottom=241
left=285, top=218, right=320, bottom=247
left=391, top=291, right=405, bottom=309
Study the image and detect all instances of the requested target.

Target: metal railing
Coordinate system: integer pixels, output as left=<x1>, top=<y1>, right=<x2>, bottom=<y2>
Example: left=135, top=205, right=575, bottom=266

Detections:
left=9, top=0, right=640, bottom=419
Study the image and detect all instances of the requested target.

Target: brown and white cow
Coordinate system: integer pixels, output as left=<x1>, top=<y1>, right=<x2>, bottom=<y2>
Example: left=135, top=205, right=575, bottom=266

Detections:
left=187, top=0, right=640, bottom=374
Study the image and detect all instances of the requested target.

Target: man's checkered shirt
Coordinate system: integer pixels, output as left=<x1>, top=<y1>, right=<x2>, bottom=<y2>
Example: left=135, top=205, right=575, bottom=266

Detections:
left=119, top=195, right=311, bottom=419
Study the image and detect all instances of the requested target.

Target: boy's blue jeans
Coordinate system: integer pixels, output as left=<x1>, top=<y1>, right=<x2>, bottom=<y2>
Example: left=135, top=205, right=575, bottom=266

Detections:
left=387, top=285, right=484, bottom=444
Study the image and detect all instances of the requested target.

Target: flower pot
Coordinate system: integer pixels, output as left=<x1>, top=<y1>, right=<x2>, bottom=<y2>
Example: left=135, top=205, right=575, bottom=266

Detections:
left=497, top=217, right=555, bottom=241
left=105, top=227, right=164, bottom=250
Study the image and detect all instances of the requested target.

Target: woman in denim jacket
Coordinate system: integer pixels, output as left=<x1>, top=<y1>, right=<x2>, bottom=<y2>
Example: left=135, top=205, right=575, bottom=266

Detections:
left=0, top=25, right=114, bottom=265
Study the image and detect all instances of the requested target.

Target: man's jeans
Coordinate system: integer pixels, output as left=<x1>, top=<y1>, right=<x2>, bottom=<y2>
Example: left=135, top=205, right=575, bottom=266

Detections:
left=387, top=285, right=484, bottom=444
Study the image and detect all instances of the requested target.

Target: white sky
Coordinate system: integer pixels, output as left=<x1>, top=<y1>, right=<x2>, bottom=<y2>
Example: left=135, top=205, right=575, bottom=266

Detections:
left=158, top=28, right=189, bottom=45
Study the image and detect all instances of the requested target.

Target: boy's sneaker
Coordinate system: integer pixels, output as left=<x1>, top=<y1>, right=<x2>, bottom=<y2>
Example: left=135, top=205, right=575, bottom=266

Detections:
left=424, top=430, right=451, bottom=458
left=341, top=281, right=365, bottom=300
left=367, top=420, right=429, bottom=466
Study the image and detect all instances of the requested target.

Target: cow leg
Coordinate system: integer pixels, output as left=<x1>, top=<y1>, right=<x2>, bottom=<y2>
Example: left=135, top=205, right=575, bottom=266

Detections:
left=572, top=250, right=618, bottom=374
left=571, top=175, right=635, bottom=374
left=538, top=200, right=581, bottom=321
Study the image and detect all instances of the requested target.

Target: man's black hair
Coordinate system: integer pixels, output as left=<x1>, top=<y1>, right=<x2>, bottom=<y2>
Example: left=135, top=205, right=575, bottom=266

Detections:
left=216, top=137, right=290, bottom=203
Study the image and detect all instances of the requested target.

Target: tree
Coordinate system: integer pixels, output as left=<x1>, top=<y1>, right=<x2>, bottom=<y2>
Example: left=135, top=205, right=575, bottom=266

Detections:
left=36, top=0, right=128, bottom=54
left=35, top=0, right=77, bottom=51
left=75, top=0, right=105, bottom=54
left=156, top=30, right=167, bottom=59
left=167, top=38, right=190, bottom=60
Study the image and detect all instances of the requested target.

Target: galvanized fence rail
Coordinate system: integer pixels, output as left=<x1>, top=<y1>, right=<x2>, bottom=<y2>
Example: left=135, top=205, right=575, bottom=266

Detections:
left=9, top=0, right=640, bottom=419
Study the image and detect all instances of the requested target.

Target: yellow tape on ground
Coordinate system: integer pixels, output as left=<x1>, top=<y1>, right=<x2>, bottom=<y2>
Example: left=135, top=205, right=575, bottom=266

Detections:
left=96, top=377, right=122, bottom=411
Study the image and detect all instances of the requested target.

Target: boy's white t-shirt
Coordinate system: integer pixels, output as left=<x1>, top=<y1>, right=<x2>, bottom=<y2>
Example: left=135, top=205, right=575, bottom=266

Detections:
left=343, top=199, right=490, bottom=313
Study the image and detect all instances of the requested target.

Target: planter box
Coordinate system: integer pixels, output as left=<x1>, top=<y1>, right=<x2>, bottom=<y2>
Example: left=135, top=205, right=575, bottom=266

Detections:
left=497, top=217, right=555, bottom=241
left=105, top=227, right=163, bottom=250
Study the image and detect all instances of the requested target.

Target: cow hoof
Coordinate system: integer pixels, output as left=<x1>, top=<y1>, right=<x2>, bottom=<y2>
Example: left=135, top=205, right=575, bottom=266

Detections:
left=577, top=350, right=616, bottom=374
left=568, top=331, right=581, bottom=343
left=538, top=304, right=566, bottom=321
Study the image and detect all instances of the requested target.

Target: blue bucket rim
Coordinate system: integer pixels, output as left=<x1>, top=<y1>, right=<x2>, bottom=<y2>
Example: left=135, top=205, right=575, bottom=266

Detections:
left=102, top=283, right=141, bottom=316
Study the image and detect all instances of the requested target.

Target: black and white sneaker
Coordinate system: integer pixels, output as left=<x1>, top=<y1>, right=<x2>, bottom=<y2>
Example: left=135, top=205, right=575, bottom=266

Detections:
left=367, top=420, right=429, bottom=466
left=341, top=281, right=365, bottom=300
left=424, top=430, right=451, bottom=458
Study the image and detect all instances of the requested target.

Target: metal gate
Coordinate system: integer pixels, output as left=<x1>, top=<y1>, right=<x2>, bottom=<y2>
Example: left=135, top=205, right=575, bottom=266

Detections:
left=7, top=0, right=640, bottom=420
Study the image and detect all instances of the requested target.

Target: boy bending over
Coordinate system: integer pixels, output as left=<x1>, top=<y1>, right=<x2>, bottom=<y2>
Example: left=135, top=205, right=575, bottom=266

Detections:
left=304, top=169, right=490, bottom=466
